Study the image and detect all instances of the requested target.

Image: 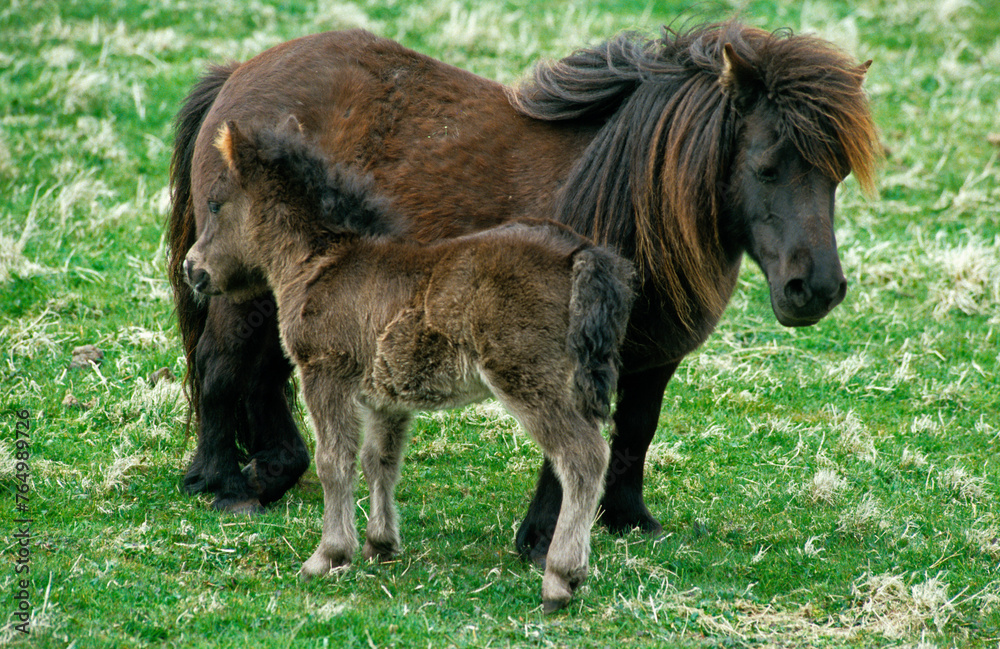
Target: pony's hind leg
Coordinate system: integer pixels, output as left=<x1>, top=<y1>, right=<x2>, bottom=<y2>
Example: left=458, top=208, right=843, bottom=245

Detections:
left=501, top=396, right=610, bottom=612
left=540, top=419, right=609, bottom=612
left=359, top=409, right=411, bottom=562
left=299, top=376, right=363, bottom=578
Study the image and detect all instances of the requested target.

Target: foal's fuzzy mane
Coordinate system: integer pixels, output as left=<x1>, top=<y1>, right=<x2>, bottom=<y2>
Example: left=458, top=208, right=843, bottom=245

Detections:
left=237, top=124, right=404, bottom=240
left=510, top=19, right=879, bottom=328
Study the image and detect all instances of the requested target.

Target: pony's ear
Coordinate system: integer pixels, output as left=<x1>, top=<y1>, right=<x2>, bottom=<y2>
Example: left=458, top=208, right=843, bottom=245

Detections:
left=214, top=120, right=258, bottom=179
left=719, top=43, right=757, bottom=94
left=856, top=59, right=873, bottom=85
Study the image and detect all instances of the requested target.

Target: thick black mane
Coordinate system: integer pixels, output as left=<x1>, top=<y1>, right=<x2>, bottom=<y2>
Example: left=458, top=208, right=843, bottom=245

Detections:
left=168, top=61, right=239, bottom=433
left=510, top=28, right=706, bottom=122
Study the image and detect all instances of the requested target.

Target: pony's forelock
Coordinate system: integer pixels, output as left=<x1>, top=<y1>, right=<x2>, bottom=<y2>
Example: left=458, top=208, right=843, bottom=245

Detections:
left=730, top=27, right=880, bottom=195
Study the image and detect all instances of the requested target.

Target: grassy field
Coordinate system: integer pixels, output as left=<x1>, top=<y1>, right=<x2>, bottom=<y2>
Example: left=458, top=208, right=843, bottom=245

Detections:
left=1, top=0, right=999, bottom=646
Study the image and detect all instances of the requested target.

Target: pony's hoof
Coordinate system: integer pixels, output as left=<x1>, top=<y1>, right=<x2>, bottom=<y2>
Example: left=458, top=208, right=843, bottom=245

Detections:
left=598, top=496, right=663, bottom=536
left=515, top=523, right=553, bottom=566
left=182, top=473, right=210, bottom=495
left=211, top=496, right=264, bottom=514
left=241, top=459, right=265, bottom=495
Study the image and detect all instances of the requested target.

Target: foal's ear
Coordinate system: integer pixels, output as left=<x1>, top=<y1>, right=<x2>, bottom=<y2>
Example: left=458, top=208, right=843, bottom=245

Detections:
left=719, top=43, right=758, bottom=98
left=214, top=121, right=237, bottom=171
left=214, top=120, right=258, bottom=178
left=277, top=113, right=304, bottom=137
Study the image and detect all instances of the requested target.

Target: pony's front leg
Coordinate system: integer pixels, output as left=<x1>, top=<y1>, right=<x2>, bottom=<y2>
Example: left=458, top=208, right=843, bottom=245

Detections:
left=599, top=363, right=676, bottom=534
left=359, top=408, right=411, bottom=562
left=300, top=378, right=362, bottom=578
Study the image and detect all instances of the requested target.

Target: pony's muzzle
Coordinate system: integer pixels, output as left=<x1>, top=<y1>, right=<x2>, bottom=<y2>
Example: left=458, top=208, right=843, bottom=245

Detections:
left=783, top=275, right=847, bottom=310
left=184, top=258, right=214, bottom=295
left=777, top=272, right=847, bottom=326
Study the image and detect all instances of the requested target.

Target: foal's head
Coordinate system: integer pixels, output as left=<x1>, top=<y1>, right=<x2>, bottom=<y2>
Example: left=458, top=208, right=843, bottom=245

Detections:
left=183, top=119, right=400, bottom=297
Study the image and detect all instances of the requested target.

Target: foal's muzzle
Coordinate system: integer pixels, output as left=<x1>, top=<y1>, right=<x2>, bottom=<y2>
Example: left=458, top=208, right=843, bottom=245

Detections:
left=184, top=258, right=217, bottom=295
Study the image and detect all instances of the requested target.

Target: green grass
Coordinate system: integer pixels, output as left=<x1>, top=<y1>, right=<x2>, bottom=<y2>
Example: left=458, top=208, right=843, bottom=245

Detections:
left=2, top=0, right=999, bottom=646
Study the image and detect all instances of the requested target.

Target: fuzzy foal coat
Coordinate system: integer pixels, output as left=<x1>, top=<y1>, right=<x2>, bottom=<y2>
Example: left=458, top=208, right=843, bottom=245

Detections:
left=186, top=122, right=635, bottom=611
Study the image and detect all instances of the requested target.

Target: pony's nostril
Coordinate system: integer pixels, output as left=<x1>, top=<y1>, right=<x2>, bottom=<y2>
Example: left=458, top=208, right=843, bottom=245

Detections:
left=192, top=270, right=210, bottom=292
left=784, top=278, right=810, bottom=308
left=832, top=279, right=847, bottom=306
left=184, top=261, right=211, bottom=293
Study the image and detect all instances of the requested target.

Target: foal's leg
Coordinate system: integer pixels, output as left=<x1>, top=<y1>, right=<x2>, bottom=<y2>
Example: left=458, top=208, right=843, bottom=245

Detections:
left=538, top=413, right=608, bottom=612
left=503, top=398, right=609, bottom=613
left=300, top=378, right=362, bottom=577
left=515, top=363, right=676, bottom=560
left=359, top=409, right=411, bottom=562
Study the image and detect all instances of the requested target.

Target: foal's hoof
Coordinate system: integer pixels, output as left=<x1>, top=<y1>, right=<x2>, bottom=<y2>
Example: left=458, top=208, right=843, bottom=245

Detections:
left=301, top=551, right=352, bottom=579
left=541, top=583, right=573, bottom=615
left=362, top=539, right=400, bottom=563
left=542, top=598, right=570, bottom=614
left=541, top=569, right=582, bottom=614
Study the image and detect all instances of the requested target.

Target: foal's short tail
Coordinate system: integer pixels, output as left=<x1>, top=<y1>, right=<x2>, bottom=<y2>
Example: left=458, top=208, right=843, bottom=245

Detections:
left=567, top=247, right=635, bottom=422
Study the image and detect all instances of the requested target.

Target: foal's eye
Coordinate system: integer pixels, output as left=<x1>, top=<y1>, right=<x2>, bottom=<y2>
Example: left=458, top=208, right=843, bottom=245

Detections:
left=757, top=167, right=779, bottom=184
left=207, top=201, right=222, bottom=214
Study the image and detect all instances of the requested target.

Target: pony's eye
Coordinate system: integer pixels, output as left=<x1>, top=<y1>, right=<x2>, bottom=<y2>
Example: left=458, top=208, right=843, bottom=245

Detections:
left=207, top=201, right=222, bottom=214
left=757, top=167, right=779, bottom=183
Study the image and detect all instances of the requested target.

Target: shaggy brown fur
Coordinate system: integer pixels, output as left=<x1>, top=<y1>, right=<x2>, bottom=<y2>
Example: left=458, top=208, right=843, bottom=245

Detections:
left=184, top=119, right=635, bottom=612
left=168, top=20, right=879, bottom=561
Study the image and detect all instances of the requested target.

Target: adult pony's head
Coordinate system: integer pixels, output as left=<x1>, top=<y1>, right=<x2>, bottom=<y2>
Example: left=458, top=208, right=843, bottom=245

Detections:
left=512, top=20, right=879, bottom=329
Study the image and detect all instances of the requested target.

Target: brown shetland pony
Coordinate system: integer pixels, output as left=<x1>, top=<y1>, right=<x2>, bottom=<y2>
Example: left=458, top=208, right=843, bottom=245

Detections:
left=168, top=20, right=878, bottom=562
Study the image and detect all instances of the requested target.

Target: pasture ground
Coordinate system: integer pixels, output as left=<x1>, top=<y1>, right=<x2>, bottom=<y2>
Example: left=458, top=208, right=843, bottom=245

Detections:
left=1, top=0, right=999, bottom=646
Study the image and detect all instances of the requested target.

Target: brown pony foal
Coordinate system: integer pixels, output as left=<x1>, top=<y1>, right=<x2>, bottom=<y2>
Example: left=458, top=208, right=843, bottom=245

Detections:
left=183, top=120, right=635, bottom=611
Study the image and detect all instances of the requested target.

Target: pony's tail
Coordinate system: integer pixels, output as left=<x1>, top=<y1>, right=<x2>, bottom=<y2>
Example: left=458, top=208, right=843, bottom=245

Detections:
left=567, top=247, right=635, bottom=423
left=168, top=62, right=239, bottom=432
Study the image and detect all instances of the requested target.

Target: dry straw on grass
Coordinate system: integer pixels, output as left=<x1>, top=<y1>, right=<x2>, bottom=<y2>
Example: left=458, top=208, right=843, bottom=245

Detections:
left=803, top=468, right=848, bottom=506
left=847, top=571, right=960, bottom=639
left=938, top=464, right=987, bottom=502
